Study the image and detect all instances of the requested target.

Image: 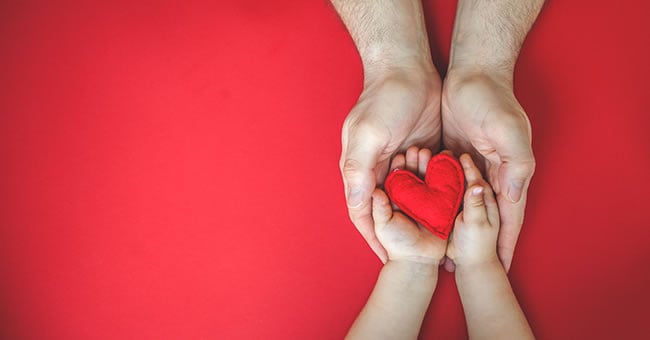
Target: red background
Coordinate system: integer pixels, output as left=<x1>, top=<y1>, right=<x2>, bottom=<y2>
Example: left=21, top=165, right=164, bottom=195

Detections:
left=1, top=1, right=649, bottom=339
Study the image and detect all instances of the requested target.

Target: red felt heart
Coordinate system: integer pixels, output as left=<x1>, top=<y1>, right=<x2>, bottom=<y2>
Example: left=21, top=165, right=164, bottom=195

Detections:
left=384, top=153, right=465, bottom=240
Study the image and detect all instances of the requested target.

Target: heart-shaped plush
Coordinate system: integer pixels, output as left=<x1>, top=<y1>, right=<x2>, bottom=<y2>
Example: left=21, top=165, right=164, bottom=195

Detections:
left=384, top=153, right=465, bottom=240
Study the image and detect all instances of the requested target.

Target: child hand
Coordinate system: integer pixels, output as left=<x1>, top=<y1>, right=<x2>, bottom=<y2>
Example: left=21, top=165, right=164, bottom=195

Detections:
left=446, top=154, right=501, bottom=268
left=372, top=147, right=447, bottom=266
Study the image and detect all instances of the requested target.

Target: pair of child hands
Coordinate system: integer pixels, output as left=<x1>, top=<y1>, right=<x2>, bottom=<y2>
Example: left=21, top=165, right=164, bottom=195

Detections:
left=348, top=148, right=534, bottom=339
left=373, top=147, right=500, bottom=271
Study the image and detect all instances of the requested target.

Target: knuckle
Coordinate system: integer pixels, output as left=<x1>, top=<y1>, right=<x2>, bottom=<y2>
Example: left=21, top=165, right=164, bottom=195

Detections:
left=341, top=158, right=363, bottom=176
left=516, top=157, right=536, bottom=178
left=348, top=117, right=389, bottom=142
left=470, top=199, right=485, bottom=208
left=526, top=158, right=537, bottom=174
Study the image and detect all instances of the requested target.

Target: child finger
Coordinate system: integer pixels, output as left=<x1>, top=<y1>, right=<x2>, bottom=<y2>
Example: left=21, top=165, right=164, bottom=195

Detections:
left=460, top=153, right=484, bottom=184
left=462, top=184, right=489, bottom=225
left=482, top=184, right=500, bottom=228
left=390, top=154, right=406, bottom=171
left=417, top=148, right=432, bottom=178
left=444, top=258, right=456, bottom=272
left=405, top=146, right=419, bottom=173
left=439, top=149, right=454, bottom=157
left=371, top=189, right=393, bottom=227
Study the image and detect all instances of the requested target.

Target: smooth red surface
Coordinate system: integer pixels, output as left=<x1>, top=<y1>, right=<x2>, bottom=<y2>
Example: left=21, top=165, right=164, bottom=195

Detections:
left=1, top=1, right=649, bottom=339
left=385, top=153, right=464, bottom=239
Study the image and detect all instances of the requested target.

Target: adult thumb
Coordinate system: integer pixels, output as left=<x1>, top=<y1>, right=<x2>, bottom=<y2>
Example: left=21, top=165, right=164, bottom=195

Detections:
left=490, top=115, right=536, bottom=203
left=340, top=128, right=384, bottom=208
left=501, top=157, right=536, bottom=203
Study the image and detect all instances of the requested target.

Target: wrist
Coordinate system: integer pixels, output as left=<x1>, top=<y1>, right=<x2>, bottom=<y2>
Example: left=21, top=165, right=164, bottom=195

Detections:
left=443, top=67, right=514, bottom=104
left=384, top=259, right=439, bottom=282
left=448, top=46, right=517, bottom=80
left=363, top=57, right=438, bottom=89
left=446, top=64, right=514, bottom=89
left=454, top=256, right=503, bottom=280
left=447, top=0, right=520, bottom=78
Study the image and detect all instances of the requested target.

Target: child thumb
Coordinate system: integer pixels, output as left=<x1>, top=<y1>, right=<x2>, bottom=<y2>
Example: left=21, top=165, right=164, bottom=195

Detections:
left=462, top=185, right=487, bottom=225
left=371, top=189, right=392, bottom=227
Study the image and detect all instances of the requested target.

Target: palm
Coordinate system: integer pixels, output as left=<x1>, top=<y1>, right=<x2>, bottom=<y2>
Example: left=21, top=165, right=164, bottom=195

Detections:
left=343, top=75, right=441, bottom=184
left=340, top=71, right=443, bottom=264
left=441, top=75, right=529, bottom=195
left=376, top=212, right=447, bottom=264
left=441, top=73, right=535, bottom=270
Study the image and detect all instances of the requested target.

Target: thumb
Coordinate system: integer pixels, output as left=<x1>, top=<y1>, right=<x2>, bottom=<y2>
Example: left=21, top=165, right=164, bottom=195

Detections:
left=371, top=189, right=393, bottom=227
left=500, top=158, right=535, bottom=203
left=340, top=127, right=385, bottom=208
left=462, top=185, right=488, bottom=225
left=487, top=113, right=536, bottom=203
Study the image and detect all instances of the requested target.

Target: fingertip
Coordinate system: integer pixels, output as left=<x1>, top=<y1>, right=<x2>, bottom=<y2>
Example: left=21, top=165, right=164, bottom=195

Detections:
left=507, top=180, right=524, bottom=203
left=371, top=188, right=388, bottom=206
left=419, top=148, right=433, bottom=158
left=498, top=247, right=514, bottom=273
left=406, top=146, right=419, bottom=172
left=390, top=154, right=406, bottom=172
left=465, top=184, right=485, bottom=206
left=501, top=160, right=535, bottom=203
left=459, top=153, right=473, bottom=167
left=462, top=184, right=488, bottom=224
left=347, top=187, right=365, bottom=208
left=418, top=148, right=433, bottom=177
left=406, top=145, right=420, bottom=155
left=503, top=259, right=512, bottom=273
left=371, top=189, right=392, bottom=225
left=440, top=149, right=454, bottom=157
left=460, top=154, right=483, bottom=183
left=444, top=259, right=456, bottom=272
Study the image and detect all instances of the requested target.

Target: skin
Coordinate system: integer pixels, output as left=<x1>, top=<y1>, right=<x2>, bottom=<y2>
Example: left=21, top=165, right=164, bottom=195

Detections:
left=442, top=0, right=544, bottom=272
left=448, top=153, right=534, bottom=339
left=347, top=148, right=533, bottom=339
left=332, top=0, right=442, bottom=264
left=346, top=148, right=447, bottom=340
left=332, top=0, right=544, bottom=271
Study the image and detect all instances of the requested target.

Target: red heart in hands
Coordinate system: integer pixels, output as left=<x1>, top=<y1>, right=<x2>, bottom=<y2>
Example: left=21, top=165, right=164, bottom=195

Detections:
left=384, top=153, right=465, bottom=240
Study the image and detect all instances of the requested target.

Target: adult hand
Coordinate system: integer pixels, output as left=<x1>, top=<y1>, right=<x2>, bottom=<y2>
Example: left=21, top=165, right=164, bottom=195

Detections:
left=331, top=0, right=442, bottom=263
left=440, top=0, right=544, bottom=271
left=340, top=67, right=441, bottom=263
left=441, top=69, right=535, bottom=272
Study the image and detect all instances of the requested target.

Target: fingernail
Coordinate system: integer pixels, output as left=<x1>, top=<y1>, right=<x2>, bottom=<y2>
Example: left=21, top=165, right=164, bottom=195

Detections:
left=507, top=181, right=524, bottom=202
left=348, top=188, right=363, bottom=208
left=472, top=186, right=483, bottom=195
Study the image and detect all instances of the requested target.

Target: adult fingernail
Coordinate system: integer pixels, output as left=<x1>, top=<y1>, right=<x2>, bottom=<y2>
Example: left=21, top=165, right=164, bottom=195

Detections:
left=507, top=180, right=524, bottom=202
left=348, top=188, right=363, bottom=208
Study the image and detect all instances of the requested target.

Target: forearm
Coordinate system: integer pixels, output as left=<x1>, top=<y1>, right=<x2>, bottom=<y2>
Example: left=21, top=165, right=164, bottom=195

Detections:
left=330, top=0, right=435, bottom=83
left=346, top=260, right=438, bottom=340
left=456, top=260, right=533, bottom=340
left=449, top=0, right=544, bottom=80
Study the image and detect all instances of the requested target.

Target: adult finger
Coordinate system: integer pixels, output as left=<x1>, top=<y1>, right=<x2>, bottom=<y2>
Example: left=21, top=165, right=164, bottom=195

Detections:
left=496, top=185, right=529, bottom=272
left=340, top=124, right=389, bottom=262
left=489, top=114, right=536, bottom=203
left=501, top=158, right=536, bottom=203
left=340, top=124, right=386, bottom=209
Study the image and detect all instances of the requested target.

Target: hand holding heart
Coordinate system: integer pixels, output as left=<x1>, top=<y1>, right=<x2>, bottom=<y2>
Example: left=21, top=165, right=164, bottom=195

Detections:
left=373, top=148, right=500, bottom=268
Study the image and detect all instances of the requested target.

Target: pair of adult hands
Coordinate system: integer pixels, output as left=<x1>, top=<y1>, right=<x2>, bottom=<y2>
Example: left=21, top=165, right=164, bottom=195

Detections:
left=340, top=64, right=535, bottom=272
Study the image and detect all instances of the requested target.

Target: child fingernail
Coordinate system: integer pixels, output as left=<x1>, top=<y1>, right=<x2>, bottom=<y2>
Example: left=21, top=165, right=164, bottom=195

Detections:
left=472, top=187, right=483, bottom=195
